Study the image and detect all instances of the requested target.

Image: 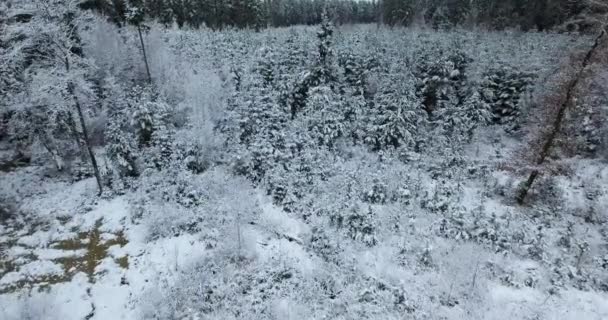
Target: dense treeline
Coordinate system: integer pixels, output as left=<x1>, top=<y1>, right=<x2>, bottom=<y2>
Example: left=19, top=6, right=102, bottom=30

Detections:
left=79, top=0, right=377, bottom=29
left=381, top=0, right=606, bottom=31
left=78, top=0, right=605, bottom=31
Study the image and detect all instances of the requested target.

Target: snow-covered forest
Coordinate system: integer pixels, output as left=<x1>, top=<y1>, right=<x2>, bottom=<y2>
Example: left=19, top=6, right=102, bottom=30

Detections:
left=1, top=0, right=608, bottom=319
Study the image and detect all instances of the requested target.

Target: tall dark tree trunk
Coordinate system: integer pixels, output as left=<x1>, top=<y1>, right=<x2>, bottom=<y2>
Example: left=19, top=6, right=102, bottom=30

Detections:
left=517, top=27, right=606, bottom=204
left=65, top=57, right=103, bottom=196
left=137, top=25, right=152, bottom=83
left=73, top=90, right=104, bottom=196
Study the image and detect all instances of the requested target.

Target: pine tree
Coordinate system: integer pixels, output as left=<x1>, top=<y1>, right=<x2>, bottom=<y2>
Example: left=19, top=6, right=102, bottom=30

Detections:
left=364, top=74, right=422, bottom=151
left=481, top=66, right=535, bottom=131
left=317, top=10, right=334, bottom=70
left=288, top=10, right=338, bottom=119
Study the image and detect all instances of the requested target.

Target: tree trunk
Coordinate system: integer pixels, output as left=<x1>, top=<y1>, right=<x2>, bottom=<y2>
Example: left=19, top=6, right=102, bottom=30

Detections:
left=517, top=27, right=606, bottom=204
left=138, top=25, right=152, bottom=84
left=73, top=93, right=104, bottom=196
left=65, top=56, right=103, bottom=195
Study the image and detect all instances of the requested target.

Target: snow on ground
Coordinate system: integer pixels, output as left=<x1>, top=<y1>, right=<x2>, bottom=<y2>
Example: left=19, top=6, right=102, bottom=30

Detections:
left=0, top=171, right=139, bottom=319
left=1, top=159, right=608, bottom=319
left=0, top=273, right=92, bottom=320
left=0, top=260, right=64, bottom=287
left=486, top=284, right=608, bottom=320
left=0, top=174, right=326, bottom=319
left=253, top=196, right=317, bottom=276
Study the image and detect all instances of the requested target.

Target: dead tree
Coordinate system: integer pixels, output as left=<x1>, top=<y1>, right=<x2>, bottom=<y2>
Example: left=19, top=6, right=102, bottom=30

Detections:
left=516, top=26, right=606, bottom=204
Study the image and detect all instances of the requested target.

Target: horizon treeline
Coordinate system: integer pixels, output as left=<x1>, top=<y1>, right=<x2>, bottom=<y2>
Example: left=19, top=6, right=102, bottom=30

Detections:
left=74, top=0, right=603, bottom=31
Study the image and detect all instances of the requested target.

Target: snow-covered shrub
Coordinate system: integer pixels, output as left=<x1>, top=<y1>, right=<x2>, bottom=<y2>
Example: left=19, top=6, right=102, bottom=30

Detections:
left=141, top=247, right=303, bottom=319
left=308, top=226, right=341, bottom=262
left=438, top=208, right=470, bottom=241
left=469, top=210, right=512, bottom=252
left=260, top=147, right=333, bottom=213
left=362, top=178, right=389, bottom=204
left=435, top=89, right=492, bottom=141
left=147, top=127, right=174, bottom=170
left=563, top=66, right=608, bottom=159
left=304, top=86, right=347, bottom=148
left=171, top=135, right=216, bottom=174
left=575, top=104, right=604, bottom=155
left=329, top=201, right=377, bottom=246
left=0, top=194, right=19, bottom=223
left=134, top=167, right=259, bottom=240
left=437, top=202, right=515, bottom=253
left=527, top=226, right=547, bottom=261
left=263, top=165, right=294, bottom=208
left=421, top=178, right=459, bottom=213
left=105, top=120, right=139, bottom=178
left=132, top=169, right=204, bottom=238
left=129, top=86, right=172, bottom=147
